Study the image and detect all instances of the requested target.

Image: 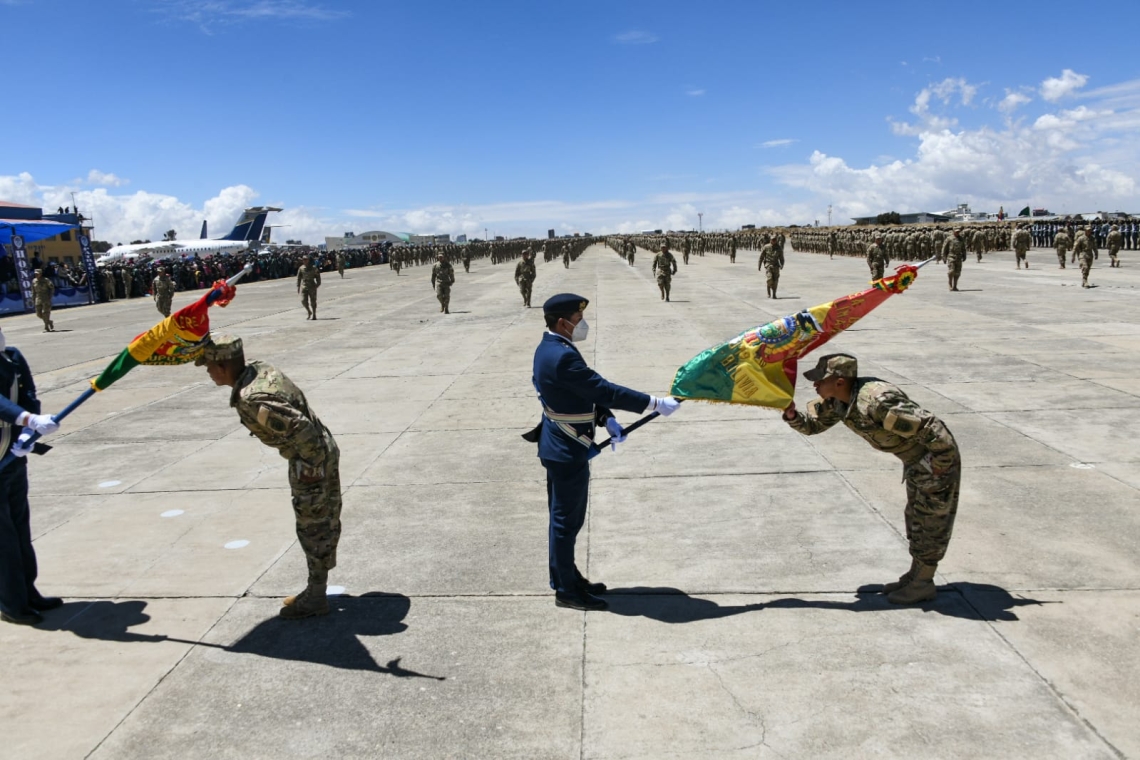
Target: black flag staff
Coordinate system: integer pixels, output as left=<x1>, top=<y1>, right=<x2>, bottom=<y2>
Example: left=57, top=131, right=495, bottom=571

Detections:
left=594, top=398, right=684, bottom=453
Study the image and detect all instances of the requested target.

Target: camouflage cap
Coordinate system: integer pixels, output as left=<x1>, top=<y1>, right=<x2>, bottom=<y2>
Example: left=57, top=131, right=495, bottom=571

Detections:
left=803, top=353, right=858, bottom=382
left=194, top=334, right=244, bottom=366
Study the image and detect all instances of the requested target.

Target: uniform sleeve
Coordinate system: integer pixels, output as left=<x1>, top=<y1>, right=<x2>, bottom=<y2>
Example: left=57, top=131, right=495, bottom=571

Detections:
left=0, top=350, right=40, bottom=424
left=785, top=396, right=843, bottom=436
left=867, top=390, right=958, bottom=469
left=554, top=352, right=651, bottom=414
left=246, top=395, right=329, bottom=468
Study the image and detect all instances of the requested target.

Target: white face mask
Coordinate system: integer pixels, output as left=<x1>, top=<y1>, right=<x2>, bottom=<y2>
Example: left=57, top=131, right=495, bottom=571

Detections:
left=571, top=317, right=589, bottom=342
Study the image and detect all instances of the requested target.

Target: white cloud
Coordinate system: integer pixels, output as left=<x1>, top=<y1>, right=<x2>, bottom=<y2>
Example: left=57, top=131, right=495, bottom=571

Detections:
left=997, top=90, right=1032, bottom=114
left=86, top=169, right=128, bottom=187
left=613, top=30, right=658, bottom=45
left=1041, top=69, right=1088, bottom=102
left=686, top=89, right=705, bottom=97
left=892, top=78, right=981, bottom=136
left=760, top=138, right=798, bottom=148
left=157, top=0, right=349, bottom=33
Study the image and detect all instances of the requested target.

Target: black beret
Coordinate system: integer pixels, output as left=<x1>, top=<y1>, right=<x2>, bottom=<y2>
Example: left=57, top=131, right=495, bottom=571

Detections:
left=543, top=293, right=589, bottom=316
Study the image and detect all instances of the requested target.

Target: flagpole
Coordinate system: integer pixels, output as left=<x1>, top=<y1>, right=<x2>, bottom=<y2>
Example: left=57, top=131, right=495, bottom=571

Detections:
left=0, top=264, right=255, bottom=468
left=594, top=399, right=684, bottom=452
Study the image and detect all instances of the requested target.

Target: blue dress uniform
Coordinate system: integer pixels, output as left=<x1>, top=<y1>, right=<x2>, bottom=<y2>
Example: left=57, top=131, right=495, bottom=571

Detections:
left=0, top=346, right=52, bottom=623
left=532, top=295, right=650, bottom=603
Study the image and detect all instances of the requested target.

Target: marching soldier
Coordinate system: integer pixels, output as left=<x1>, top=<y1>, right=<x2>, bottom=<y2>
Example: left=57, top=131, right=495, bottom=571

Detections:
left=783, top=354, right=961, bottom=605
left=1106, top=224, right=1123, bottom=268
left=32, top=270, right=54, bottom=332
left=462, top=247, right=472, bottom=273
left=336, top=252, right=345, bottom=278
left=758, top=238, right=784, bottom=298
left=653, top=242, right=678, bottom=301
left=1012, top=224, right=1033, bottom=270
left=152, top=267, right=175, bottom=316
left=1073, top=228, right=1095, bottom=288
left=866, top=235, right=889, bottom=280
left=529, top=294, right=680, bottom=611
left=942, top=229, right=966, bottom=292
left=1054, top=226, right=1071, bottom=269
left=514, top=248, right=537, bottom=308
left=431, top=252, right=455, bottom=314
left=297, top=255, right=321, bottom=320
left=199, top=335, right=341, bottom=619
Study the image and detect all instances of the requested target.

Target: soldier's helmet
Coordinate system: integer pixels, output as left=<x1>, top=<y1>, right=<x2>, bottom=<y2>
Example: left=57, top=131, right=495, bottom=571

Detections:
left=195, top=334, right=244, bottom=366
left=1112, top=224, right=1119, bottom=230
left=661, top=241, right=670, bottom=250
left=157, top=267, right=165, bottom=273
left=34, top=269, right=42, bottom=275
left=803, top=353, right=858, bottom=382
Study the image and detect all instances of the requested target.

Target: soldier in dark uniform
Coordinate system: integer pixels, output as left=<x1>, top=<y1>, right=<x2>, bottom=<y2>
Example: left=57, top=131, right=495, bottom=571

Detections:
left=0, top=327, right=63, bottom=625
left=529, top=294, right=680, bottom=611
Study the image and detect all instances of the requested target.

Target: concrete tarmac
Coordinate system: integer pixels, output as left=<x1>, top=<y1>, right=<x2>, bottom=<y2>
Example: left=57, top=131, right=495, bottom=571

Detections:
left=1, top=244, right=1137, bottom=758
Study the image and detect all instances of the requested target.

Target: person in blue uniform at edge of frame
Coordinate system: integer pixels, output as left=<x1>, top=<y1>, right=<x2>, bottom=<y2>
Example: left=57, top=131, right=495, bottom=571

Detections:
left=530, top=293, right=681, bottom=611
left=0, top=325, right=65, bottom=626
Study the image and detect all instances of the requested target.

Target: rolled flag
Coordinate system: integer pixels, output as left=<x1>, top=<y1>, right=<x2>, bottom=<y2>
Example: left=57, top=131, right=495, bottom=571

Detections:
left=670, top=262, right=927, bottom=409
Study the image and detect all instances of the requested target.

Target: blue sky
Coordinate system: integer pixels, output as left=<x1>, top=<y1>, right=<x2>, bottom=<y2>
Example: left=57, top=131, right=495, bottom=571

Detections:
left=4, top=0, right=1139, bottom=243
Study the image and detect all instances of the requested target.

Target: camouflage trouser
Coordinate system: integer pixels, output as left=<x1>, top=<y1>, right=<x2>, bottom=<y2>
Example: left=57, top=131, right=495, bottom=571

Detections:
left=35, top=302, right=52, bottom=329
left=902, top=457, right=960, bottom=565
left=1015, top=247, right=1028, bottom=262
left=301, top=288, right=317, bottom=313
left=518, top=280, right=533, bottom=306
left=1079, top=256, right=1093, bottom=279
left=947, top=259, right=962, bottom=277
left=656, top=274, right=671, bottom=296
left=156, top=297, right=172, bottom=317
left=436, top=285, right=451, bottom=311
left=765, top=269, right=779, bottom=291
left=1056, top=248, right=1067, bottom=266
left=870, top=264, right=884, bottom=280
left=289, top=444, right=342, bottom=582
left=1108, top=246, right=1119, bottom=264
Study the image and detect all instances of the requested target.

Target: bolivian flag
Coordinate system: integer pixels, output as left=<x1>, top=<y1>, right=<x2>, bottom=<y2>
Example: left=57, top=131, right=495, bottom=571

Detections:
left=670, top=264, right=923, bottom=409
left=90, top=280, right=238, bottom=391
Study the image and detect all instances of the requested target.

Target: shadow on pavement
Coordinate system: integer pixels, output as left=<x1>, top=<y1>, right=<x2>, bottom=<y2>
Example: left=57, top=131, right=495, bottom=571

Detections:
left=38, top=592, right=445, bottom=679
left=606, top=587, right=766, bottom=623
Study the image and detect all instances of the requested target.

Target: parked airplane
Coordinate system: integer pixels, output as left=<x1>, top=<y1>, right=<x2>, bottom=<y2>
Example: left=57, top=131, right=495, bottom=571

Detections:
left=96, top=206, right=281, bottom=263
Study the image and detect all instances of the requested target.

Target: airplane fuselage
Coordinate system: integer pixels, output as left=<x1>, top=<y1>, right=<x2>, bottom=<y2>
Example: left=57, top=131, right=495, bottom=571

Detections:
left=97, top=240, right=249, bottom=264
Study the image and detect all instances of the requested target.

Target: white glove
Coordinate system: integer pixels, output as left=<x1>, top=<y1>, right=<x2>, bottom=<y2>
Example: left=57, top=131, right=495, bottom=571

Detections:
left=604, top=417, right=626, bottom=450
left=10, top=428, right=34, bottom=458
left=21, top=413, right=59, bottom=436
left=649, top=396, right=682, bottom=417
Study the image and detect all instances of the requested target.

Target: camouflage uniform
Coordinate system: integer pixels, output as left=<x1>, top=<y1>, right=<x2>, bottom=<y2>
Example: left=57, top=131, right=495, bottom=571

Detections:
left=431, top=257, right=455, bottom=313
left=514, top=253, right=536, bottom=308
left=297, top=262, right=321, bottom=319
left=758, top=242, right=783, bottom=298
left=866, top=240, right=888, bottom=280
left=942, top=233, right=965, bottom=291
left=1073, top=232, right=1095, bottom=288
left=32, top=272, right=54, bottom=332
left=785, top=354, right=960, bottom=604
left=1053, top=229, right=1071, bottom=269
left=1012, top=226, right=1032, bottom=269
left=1106, top=225, right=1123, bottom=268
left=336, top=252, right=345, bottom=278
left=152, top=272, right=175, bottom=316
left=199, top=335, right=341, bottom=619
left=652, top=247, right=678, bottom=301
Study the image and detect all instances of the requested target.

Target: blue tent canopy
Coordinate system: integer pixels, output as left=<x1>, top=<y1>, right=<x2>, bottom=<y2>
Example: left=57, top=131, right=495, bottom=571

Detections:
left=0, top=219, right=79, bottom=249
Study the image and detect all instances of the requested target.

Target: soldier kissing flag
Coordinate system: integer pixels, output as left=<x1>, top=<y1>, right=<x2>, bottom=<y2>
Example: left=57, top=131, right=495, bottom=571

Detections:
left=670, top=263, right=927, bottom=410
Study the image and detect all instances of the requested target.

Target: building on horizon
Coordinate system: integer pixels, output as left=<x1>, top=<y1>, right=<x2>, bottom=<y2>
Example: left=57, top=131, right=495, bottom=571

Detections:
left=324, top=230, right=451, bottom=250
left=851, top=211, right=952, bottom=225
left=0, top=200, right=93, bottom=267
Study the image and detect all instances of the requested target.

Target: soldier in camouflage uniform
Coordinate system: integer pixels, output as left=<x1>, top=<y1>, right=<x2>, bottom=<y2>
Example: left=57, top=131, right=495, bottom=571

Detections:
left=783, top=354, right=961, bottom=605
left=152, top=267, right=175, bottom=316
left=198, top=335, right=341, bottom=618
left=431, top=252, right=455, bottom=313
left=866, top=235, right=889, bottom=280
left=1073, top=229, right=1095, bottom=288
left=1012, top=224, right=1033, bottom=270
left=758, top=238, right=784, bottom=298
left=514, top=248, right=537, bottom=307
left=461, top=247, right=472, bottom=273
left=31, top=270, right=55, bottom=332
left=652, top=242, right=678, bottom=302
left=942, top=229, right=966, bottom=291
left=1053, top=227, right=1071, bottom=269
left=336, top=252, right=345, bottom=278
left=296, top=256, right=321, bottom=320
left=1106, top=224, right=1123, bottom=268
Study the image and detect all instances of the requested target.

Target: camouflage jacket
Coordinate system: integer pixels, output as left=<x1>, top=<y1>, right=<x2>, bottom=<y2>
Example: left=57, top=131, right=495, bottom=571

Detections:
left=230, top=360, right=335, bottom=480
left=865, top=243, right=888, bottom=268
left=941, top=237, right=965, bottom=262
left=515, top=259, right=536, bottom=283
left=297, top=264, right=321, bottom=292
left=1106, top=230, right=1123, bottom=250
left=153, top=276, right=175, bottom=298
left=1012, top=229, right=1032, bottom=251
left=653, top=252, right=677, bottom=276
left=32, top=278, right=54, bottom=303
left=431, top=261, right=455, bottom=289
left=758, top=244, right=784, bottom=271
left=786, top=379, right=958, bottom=471
left=1053, top=232, right=1071, bottom=252
left=1073, top=234, right=1094, bottom=261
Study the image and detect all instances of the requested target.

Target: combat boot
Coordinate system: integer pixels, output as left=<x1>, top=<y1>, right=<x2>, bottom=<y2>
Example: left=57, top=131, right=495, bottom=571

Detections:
left=882, top=559, right=919, bottom=594
left=279, top=585, right=329, bottom=619
left=887, top=562, right=938, bottom=605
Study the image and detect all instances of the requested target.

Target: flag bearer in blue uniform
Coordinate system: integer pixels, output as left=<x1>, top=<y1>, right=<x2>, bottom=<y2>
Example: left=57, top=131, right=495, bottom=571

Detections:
left=0, top=328, right=63, bottom=626
left=530, top=294, right=681, bottom=611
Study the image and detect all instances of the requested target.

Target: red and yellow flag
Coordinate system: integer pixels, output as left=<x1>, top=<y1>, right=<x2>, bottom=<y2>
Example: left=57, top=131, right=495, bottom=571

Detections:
left=670, top=265, right=921, bottom=409
left=90, top=280, right=237, bottom=391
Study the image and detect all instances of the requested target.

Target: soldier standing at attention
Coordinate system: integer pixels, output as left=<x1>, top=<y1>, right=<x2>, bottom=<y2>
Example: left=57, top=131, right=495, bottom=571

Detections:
left=1053, top=226, right=1071, bottom=269
left=515, top=248, right=537, bottom=308
left=297, top=255, right=321, bottom=320
left=942, top=229, right=966, bottom=292
left=866, top=234, right=888, bottom=280
left=32, top=270, right=54, bottom=332
left=336, top=252, right=345, bottom=278
left=681, top=236, right=691, bottom=265
left=152, top=267, right=175, bottom=316
left=783, top=354, right=960, bottom=605
left=1106, top=224, right=1123, bottom=268
left=728, top=235, right=737, bottom=264
left=530, top=294, right=680, bottom=611
left=758, top=237, right=784, bottom=298
left=431, top=252, right=455, bottom=314
left=121, top=266, right=133, bottom=299
left=199, top=335, right=341, bottom=619
left=653, top=242, right=678, bottom=301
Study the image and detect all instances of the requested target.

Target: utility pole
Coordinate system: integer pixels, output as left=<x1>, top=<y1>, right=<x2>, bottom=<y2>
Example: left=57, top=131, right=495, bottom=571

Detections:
left=827, top=205, right=832, bottom=226
left=698, top=212, right=703, bottom=232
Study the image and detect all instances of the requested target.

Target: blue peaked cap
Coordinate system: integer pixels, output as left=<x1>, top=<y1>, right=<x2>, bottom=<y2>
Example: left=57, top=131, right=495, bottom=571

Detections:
left=543, top=293, right=589, bottom=316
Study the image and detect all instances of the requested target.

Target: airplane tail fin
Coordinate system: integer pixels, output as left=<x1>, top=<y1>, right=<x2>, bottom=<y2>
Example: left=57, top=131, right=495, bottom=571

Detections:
left=222, top=206, right=281, bottom=242
left=261, top=226, right=272, bottom=244
left=200, top=220, right=208, bottom=239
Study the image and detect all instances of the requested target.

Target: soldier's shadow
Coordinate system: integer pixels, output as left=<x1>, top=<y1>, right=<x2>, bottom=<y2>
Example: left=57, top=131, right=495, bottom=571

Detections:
left=38, top=592, right=444, bottom=679
left=606, top=587, right=766, bottom=623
